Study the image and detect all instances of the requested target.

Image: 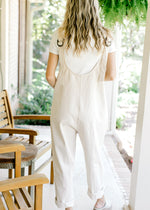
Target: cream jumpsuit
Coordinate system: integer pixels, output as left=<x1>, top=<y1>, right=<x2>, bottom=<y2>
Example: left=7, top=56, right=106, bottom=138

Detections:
left=50, top=43, right=109, bottom=208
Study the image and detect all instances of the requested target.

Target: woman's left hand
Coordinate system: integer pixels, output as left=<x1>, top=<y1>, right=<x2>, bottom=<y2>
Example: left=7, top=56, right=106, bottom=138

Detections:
left=53, top=77, right=57, bottom=88
left=46, top=53, right=59, bottom=88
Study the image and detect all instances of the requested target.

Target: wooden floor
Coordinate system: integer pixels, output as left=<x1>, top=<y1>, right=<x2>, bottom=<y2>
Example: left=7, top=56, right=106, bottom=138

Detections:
left=0, top=126, right=131, bottom=210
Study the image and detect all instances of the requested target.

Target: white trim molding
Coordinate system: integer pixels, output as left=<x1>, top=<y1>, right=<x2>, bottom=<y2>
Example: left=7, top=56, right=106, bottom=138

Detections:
left=29, top=0, right=45, bottom=2
left=1, top=0, right=9, bottom=90
left=25, top=0, right=47, bottom=85
left=129, top=1, right=150, bottom=210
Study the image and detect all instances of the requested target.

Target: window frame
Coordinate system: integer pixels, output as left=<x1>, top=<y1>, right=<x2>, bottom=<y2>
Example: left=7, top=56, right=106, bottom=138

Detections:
left=0, top=0, right=9, bottom=91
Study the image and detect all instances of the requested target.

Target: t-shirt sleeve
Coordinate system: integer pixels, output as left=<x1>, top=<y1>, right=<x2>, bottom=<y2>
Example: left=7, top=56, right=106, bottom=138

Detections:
left=108, top=40, right=116, bottom=53
left=49, top=30, right=59, bottom=55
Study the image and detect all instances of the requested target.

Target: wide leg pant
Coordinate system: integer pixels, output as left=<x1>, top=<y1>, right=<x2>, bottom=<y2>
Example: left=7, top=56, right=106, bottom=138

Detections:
left=51, top=116, right=106, bottom=208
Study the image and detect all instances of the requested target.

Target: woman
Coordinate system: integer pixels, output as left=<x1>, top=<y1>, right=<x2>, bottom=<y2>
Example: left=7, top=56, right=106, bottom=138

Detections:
left=46, top=0, right=116, bottom=209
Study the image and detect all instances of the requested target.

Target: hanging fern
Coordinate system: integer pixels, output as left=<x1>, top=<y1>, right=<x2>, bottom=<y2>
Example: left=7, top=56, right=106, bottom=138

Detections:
left=99, top=0, right=148, bottom=28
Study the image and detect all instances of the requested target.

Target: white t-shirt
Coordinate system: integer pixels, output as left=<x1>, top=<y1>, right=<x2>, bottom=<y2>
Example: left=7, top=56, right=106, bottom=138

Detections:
left=49, top=30, right=116, bottom=74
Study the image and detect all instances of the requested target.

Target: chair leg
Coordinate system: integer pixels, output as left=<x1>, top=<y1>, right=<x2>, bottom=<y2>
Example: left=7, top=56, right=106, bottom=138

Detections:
left=50, top=161, right=54, bottom=184
left=28, top=161, right=35, bottom=199
left=34, top=184, right=43, bottom=210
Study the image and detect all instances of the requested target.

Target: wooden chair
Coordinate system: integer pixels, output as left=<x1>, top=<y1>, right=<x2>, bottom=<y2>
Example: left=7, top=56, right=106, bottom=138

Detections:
left=0, top=90, right=54, bottom=185
left=0, top=142, right=49, bottom=210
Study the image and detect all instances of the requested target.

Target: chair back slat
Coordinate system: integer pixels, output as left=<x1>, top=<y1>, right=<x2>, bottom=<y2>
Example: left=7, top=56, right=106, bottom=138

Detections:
left=0, top=106, right=6, bottom=113
left=0, top=187, right=35, bottom=209
left=0, top=99, right=5, bottom=106
left=21, top=187, right=34, bottom=207
left=12, top=189, right=29, bottom=209
left=0, top=119, right=9, bottom=127
left=0, top=113, right=7, bottom=120
left=2, top=191, right=18, bottom=210
left=0, top=90, right=14, bottom=129
left=0, top=196, right=5, bottom=210
left=0, top=91, right=6, bottom=98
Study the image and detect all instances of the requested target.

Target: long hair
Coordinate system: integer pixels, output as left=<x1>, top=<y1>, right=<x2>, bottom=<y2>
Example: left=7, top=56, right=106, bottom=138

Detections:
left=58, top=0, right=112, bottom=54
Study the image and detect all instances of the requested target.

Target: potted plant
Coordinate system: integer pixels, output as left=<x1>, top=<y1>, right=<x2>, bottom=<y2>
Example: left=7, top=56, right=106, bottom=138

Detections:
left=99, top=0, right=148, bottom=27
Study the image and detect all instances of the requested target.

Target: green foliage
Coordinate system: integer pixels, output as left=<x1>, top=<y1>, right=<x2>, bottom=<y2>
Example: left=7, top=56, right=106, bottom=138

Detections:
left=118, top=92, right=139, bottom=106
left=30, top=0, right=145, bottom=130
left=99, top=0, right=148, bottom=28
left=118, top=59, right=141, bottom=107
left=16, top=66, right=59, bottom=126
left=119, top=67, right=140, bottom=94
left=16, top=55, right=58, bottom=125
left=116, top=21, right=145, bottom=130
left=117, top=22, right=144, bottom=109
left=16, top=57, right=59, bottom=125
left=32, top=0, right=65, bottom=65
left=116, top=115, right=126, bottom=129
left=121, top=21, right=145, bottom=57
left=16, top=85, right=54, bottom=125
left=32, top=59, right=59, bottom=89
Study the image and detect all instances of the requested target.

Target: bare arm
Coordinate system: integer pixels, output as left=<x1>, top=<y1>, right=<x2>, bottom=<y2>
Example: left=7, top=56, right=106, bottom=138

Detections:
left=105, top=52, right=116, bottom=81
left=46, top=52, right=59, bottom=88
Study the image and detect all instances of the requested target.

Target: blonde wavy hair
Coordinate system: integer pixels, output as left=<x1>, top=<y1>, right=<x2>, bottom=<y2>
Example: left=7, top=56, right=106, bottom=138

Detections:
left=58, top=0, right=112, bottom=54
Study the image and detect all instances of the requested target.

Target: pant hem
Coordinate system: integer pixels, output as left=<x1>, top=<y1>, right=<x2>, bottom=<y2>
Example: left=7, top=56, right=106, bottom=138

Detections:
left=55, top=196, right=74, bottom=208
left=87, top=188, right=105, bottom=200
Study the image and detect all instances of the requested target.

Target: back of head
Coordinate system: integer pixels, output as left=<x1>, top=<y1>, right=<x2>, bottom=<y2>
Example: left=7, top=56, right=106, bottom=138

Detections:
left=58, top=0, right=112, bottom=54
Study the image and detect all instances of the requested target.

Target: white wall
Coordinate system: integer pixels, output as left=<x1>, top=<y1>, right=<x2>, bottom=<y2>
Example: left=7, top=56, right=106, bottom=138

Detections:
left=8, top=0, right=19, bottom=93
left=0, top=0, right=21, bottom=113
left=0, top=0, right=8, bottom=92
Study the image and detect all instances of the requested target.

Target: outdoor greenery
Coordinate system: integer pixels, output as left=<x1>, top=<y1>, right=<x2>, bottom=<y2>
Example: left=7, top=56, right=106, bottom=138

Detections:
left=16, top=85, right=53, bottom=125
left=16, top=0, right=146, bottom=127
left=116, top=114, right=126, bottom=129
left=121, top=21, right=145, bottom=57
left=99, top=0, right=148, bottom=27
left=16, top=0, right=65, bottom=125
left=116, top=21, right=145, bottom=129
left=16, top=60, right=55, bottom=125
left=32, top=0, right=65, bottom=67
